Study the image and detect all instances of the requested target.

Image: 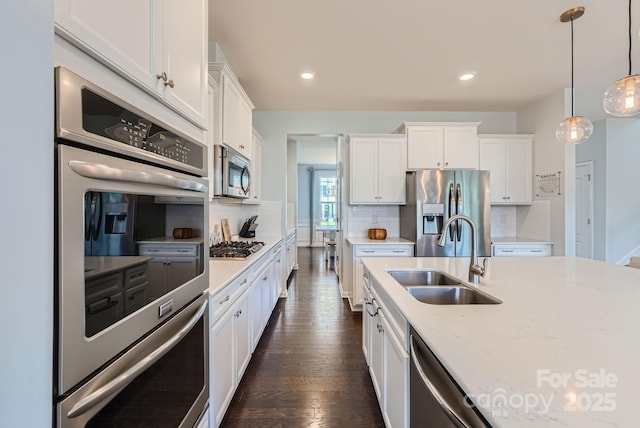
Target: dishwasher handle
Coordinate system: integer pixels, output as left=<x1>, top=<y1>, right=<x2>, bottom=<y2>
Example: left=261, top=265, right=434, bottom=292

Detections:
left=410, top=334, right=489, bottom=428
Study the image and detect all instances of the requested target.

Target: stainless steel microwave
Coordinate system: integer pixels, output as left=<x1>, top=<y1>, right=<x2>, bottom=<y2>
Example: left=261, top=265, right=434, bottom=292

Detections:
left=213, top=145, right=251, bottom=199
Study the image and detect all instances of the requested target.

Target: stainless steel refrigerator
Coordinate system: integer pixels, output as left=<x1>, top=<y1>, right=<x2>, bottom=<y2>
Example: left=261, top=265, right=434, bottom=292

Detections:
left=400, top=170, right=491, bottom=257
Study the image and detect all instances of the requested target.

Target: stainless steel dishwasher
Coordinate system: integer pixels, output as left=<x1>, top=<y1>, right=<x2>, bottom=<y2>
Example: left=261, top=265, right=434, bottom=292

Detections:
left=410, top=327, right=491, bottom=427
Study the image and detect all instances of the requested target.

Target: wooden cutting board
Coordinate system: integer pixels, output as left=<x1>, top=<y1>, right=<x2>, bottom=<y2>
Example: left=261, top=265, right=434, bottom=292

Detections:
left=221, top=219, right=232, bottom=242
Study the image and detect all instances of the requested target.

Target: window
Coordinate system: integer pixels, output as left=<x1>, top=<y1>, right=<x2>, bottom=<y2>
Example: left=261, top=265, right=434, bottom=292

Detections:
left=318, top=176, right=337, bottom=227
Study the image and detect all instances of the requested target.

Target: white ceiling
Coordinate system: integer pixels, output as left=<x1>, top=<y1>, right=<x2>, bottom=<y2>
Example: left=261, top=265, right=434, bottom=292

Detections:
left=209, top=0, right=639, bottom=112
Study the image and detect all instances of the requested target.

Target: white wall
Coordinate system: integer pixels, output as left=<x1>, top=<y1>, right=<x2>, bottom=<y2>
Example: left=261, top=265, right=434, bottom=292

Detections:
left=296, top=140, right=337, bottom=164
left=516, top=89, right=571, bottom=255
left=604, top=118, right=640, bottom=263
left=254, top=111, right=517, bottom=236
left=0, top=1, right=53, bottom=425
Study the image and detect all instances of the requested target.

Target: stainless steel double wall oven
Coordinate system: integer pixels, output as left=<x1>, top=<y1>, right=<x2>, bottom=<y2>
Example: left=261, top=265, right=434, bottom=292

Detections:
left=54, top=68, right=209, bottom=427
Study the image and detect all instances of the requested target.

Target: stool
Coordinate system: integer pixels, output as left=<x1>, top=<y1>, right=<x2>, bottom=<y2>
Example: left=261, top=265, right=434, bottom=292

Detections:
left=324, top=231, right=336, bottom=268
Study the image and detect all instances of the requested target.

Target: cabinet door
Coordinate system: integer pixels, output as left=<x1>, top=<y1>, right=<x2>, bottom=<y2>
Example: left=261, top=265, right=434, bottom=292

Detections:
left=443, top=126, right=478, bottom=169
left=260, top=268, right=272, bottom=324
left=247, top=131, right=262, bottom=203
left=406, top=127, right=443, bottom=169
left=382, top=314, right=409, bottom=428
left=167, top=258, right=197, bottom=290
left=350, top=138, right=379, bottom=203
left=369, top=304, right=384, bottom=402
left=377, top=137, right=407, bottom=204
left=237, top=100, right=253, bottom=159
left=146, top=259, right=167, bottom=300
left=161, top=0, right=207, bottom=125
left=222, top=77, right=241, bottom=152
left=505, top=139, right=532, bottom=204
left=210, top=308, right=235, bottom=426
left=479, top=139, right=507, bottom=203
left=235, top=293, right=251, bottom=381
left=249, top=278, right=263, bottom=352
left=362, top=285, right=373, bottom=365
left=54, top=0, right=158, bottom=91
left=353, top=257, right=365, bottom=306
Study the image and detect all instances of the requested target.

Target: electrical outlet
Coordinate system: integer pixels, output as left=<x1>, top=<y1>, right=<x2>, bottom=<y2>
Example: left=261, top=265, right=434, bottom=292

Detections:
left=372, top=214, right=378, bottom=224
left=500, top=215, right=508, bottom=225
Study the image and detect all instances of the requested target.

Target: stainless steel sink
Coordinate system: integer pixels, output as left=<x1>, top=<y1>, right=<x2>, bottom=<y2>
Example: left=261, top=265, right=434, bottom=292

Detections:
left=387, top=269, right=462, bottom=286
left=387, top=269, right=502, bottom=305
left=406, top=285, right=502, bottom=305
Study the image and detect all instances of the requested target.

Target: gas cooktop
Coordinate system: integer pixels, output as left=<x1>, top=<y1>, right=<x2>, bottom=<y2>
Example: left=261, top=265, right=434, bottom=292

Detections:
left=209, top=241, right=265, bottom=260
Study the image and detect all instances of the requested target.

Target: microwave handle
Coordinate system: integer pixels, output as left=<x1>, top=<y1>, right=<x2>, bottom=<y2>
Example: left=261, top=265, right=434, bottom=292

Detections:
left=66, top=297, right=208, bottom=419
left=68, top=160, right=207, bottom=193
left=240, top=166, right=251, bottom=194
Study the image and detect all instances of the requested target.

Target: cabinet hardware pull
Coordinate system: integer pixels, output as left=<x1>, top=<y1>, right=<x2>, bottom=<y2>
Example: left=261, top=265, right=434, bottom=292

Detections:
left=530, top=249, right=542, bottom=253
left=392, top=250, right=404, bottom=253
left=263, top=277, right=268, bottom=281
left=220, top=295, right=230, bottom=304
left=501, top=249, right=514, bottom=253
left=241, top=279, right=248, bottom=284
left=164, top=79, right=174, bottom=88
left=156, top=72, right=167, bottom=82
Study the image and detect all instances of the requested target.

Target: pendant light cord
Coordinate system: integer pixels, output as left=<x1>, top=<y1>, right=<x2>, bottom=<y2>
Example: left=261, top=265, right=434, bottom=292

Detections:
left=629, top=0, right=633, bottom=76
left=571, top=15, right=575, bottom=117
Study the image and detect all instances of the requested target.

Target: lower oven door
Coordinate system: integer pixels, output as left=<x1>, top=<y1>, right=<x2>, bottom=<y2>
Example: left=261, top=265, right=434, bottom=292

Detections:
left=58, top=293, right=209, bottom=428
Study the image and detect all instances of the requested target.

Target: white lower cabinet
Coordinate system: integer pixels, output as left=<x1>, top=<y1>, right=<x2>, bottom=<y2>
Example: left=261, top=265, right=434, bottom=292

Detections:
left=492, top=242, right=552, bottom=256
left=349, top=243, right=413, bottom=307
left=209, top=239, right=284, bottom=427
left=363, top=269, right=409, bottom=428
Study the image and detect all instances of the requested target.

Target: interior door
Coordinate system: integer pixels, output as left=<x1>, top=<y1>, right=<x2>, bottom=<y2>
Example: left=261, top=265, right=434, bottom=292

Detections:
left=575, top=162, right=594, bottom=258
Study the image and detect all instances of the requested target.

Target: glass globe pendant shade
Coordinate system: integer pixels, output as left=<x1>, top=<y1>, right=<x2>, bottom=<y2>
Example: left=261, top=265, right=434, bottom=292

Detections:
left=603, top=74, right=640, bottom=116
left=555, top=116, right=594, bottom=144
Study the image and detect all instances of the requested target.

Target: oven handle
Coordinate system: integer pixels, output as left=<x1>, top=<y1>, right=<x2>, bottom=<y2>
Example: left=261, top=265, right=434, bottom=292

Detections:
left=66, top=297, right=208, bottom=419
left=68, top=160, right=207, bottom=193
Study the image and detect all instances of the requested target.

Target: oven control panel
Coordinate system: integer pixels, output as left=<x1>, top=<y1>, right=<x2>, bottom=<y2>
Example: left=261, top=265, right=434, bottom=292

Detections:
left=81, top=88, right=204, bottom=171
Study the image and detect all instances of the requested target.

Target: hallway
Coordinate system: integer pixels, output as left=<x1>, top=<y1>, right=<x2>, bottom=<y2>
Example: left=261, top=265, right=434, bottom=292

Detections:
left=221, top=248, right=384, bottom=427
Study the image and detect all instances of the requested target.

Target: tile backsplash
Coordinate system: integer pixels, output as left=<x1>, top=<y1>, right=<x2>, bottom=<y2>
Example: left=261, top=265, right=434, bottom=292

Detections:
left=347, top=205, right=399, bottom=237
left=208, top=199, right=282, bottom=239
left=490, top=200, right=551, bottom=241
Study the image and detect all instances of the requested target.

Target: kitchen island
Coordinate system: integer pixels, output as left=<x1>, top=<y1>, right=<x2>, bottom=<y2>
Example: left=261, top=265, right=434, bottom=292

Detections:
left=361, top=256, right=640, bottom=427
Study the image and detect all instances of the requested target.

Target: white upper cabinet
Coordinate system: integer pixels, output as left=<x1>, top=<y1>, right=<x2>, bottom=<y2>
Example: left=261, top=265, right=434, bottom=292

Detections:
left=479, top=134, right=533, bottom=205
left=349, top=135, right=407, bottom=204
left=400, top=122, right=479, bottom=170
left=55, top=0, right=207, bottom=127
left=209, top=63, right=255, bottom=159
left=244, top=128, right=263, bottom=204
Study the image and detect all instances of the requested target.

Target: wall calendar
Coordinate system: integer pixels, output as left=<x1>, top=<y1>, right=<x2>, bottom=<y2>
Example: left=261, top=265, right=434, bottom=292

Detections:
left=536, top=171, right=561, bottom=196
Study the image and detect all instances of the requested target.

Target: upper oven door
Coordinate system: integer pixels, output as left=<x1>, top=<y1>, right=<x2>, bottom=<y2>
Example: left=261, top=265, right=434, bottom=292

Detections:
left=56, top=144, right=209, bottom=395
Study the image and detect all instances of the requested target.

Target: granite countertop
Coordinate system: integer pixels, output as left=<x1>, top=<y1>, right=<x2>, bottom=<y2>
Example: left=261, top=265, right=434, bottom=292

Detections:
left=346, top=237, right=415, bottom=245
left=361, top=256, right=640, bottom=427
left=208, top=236, right=283, bottom=295
left=85, top=256, right=153, bottom=280
left=491, top=237, right=553, bottom=245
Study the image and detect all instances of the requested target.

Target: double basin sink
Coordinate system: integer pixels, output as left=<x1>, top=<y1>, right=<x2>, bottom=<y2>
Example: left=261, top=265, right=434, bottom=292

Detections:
left=387, top=270, right=501, bottom=305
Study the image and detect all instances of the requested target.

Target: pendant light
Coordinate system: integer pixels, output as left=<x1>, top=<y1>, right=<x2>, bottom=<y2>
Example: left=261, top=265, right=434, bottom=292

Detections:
left=556, top=7, right=593, bottom=144
left=603, top=0, right=640, bottom=116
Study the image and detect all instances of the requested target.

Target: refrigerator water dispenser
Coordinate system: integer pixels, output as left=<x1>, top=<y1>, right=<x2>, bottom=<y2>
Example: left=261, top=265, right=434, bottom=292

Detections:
left=422, top=203, right=444, bottom=235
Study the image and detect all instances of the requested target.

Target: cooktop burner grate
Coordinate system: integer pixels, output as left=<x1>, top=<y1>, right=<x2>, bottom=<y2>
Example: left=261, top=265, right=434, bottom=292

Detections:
left=209, top=241, right=265, bottom=260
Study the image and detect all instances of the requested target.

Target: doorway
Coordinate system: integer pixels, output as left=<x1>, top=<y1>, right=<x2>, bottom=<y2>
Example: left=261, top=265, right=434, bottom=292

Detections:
left=575, top=161, right=594, bottom=258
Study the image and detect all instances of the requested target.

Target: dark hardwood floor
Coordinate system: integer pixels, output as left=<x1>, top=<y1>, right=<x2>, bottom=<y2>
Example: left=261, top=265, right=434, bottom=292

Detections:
left=220, top=247, right=384, bottom=427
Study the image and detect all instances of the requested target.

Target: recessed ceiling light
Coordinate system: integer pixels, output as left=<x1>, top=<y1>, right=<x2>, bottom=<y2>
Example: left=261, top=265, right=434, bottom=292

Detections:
left=459, top=72, right=476, bottom=81
left=300, top=71, right=315, bottom=80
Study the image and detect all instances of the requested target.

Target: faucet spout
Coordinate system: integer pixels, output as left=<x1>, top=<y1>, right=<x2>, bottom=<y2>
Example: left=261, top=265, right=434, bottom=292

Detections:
left=437, top=214, right=487, bottom=284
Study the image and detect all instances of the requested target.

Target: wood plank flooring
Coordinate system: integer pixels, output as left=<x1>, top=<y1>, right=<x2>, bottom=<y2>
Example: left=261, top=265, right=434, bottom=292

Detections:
left=220, top=247, right=384, bottom=427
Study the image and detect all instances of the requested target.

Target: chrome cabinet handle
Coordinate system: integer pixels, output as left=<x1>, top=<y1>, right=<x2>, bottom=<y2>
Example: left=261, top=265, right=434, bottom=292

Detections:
left=220, top=295, right=230, bottom=304
left=164, top=79, right=175, bottom=88
left=67, top=298, right=208, bottom=418
left=156, top=72, right=168, bottom=82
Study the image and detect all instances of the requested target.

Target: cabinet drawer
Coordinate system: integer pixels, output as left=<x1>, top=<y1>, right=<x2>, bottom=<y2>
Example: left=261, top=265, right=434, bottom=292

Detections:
left=124, top=263, right=148, bottom=288
left=210, top=270, right=252, bottom=323
left=355, top=245, right=413, bottom=258
left=492, top=244, right=551, bottom=257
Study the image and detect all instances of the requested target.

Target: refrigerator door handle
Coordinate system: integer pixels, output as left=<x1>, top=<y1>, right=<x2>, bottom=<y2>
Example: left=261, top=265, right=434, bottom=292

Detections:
left=448, top=183, right=456, bottom=241
left=456, top=183, right=462, bottom=242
